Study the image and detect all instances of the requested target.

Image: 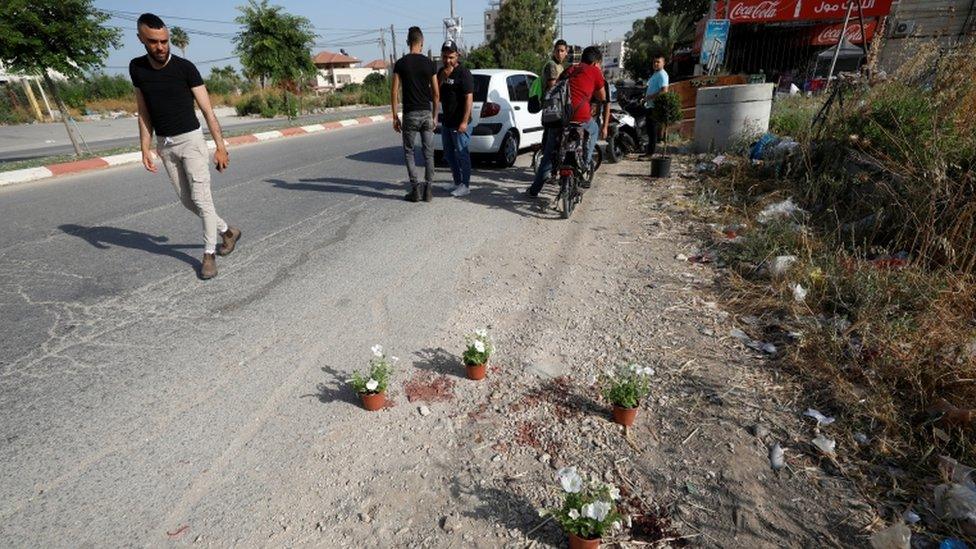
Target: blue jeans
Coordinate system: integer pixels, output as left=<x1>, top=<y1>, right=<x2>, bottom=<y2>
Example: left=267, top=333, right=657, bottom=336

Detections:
left=530, top=119, right=599, bottom=195
left=441, top=127, right=471, bottom=188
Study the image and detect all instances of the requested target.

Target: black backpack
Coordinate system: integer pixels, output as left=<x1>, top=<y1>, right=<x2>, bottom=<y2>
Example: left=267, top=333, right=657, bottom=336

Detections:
left=540, top=66, right=587, bottom=129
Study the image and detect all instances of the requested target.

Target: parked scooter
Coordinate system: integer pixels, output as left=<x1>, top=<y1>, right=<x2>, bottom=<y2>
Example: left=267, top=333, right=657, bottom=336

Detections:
left=613, top=87, right=652, bottom=156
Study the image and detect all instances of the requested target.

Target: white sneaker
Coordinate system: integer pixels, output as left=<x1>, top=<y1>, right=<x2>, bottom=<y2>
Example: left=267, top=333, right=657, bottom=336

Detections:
left=441, top=183, right=460, bottom=192
left=451, top=185, right=471, bottom=197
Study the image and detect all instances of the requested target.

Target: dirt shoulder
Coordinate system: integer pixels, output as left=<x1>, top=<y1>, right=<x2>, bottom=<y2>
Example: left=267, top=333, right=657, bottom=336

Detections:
left=265, top=156, right=874, bottom=547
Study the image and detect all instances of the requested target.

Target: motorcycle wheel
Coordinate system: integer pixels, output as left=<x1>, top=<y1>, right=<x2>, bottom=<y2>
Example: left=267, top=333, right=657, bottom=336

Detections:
left=560, top=175, right=574, bottom=219
left=605, top=134, right=620, bottom=164
left=616, top=133, right=637, bottom=155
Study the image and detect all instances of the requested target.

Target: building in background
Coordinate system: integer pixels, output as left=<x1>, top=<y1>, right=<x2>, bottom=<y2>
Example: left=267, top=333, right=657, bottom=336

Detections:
left=484, top=0, right=506, bottom=43
left=597, top=40, right=627, bottom=80
left=313, top=51, right=375, bottom=91
left=878, top=0, right=976, bottom=71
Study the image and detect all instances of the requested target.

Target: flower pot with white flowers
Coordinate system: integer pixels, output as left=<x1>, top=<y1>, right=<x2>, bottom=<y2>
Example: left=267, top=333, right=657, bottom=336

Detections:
left=546, top=467, right=624, bottom=549
left=599, top=363, right=654, bottom=426
left=462, top=329, right=494, bottom=381
left=348, top=344, right=397, bottom=411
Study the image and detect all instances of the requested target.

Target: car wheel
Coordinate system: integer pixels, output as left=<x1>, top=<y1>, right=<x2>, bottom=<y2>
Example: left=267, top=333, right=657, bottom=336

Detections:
left=496, top=130, right=519, bottom=167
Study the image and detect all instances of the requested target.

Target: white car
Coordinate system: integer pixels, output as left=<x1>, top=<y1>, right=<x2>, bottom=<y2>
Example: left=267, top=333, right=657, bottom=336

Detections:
left=434, top=69, right=545, bottom=167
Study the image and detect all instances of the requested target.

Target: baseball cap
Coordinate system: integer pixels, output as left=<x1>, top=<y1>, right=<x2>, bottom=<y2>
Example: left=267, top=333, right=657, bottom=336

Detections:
left=441, top=40, right=458, bottom=53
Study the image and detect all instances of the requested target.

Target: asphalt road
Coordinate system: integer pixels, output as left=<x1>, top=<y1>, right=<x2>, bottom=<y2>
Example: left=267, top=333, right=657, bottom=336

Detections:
left=0, top=121, right=550, bottom=545
left=0, top=106, right=388, bottom=163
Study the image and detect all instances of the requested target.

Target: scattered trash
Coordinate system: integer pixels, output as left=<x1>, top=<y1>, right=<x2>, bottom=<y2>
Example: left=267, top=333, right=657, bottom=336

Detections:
left=804, top=408, right=836, bottom=426
left=902, top=509, right=921, bottom=524
left=166, top=525, right=190, bottom=539
left=750, top=133, right=779, bottom=161
left=940, top=539, right=969, bottom=549
left=729, top=328, right=777, bottom=355
left=696, top=162, right=714, bottom=173
left=418, top=405, right=431, bottom=416
left=769, top=255, right=798, bottom=277
left=758, top=198, right=805, bottom=224
left=769, top=443, right=786, bottom=471
left=791, top=283, right=808, bottom=303
left=939, top=456, right=976, bottom=490
left=750, top=424, right=770, bottom=438
left=675, top=253, right=689, bottom=262
left=712, top=154, right=727, bottom=166
left=812, top=435, right=836, bottom=456
left=688, top=251, right=717, bottom=264
left=869, top=521, right=911, bottom=549
left=869, top=252, right=910, bottom=270
left=854, top=432, right=870, bottom=445
left=928, top=399, right=975, bottom=428
left=933, top=482, right=976, bottom=532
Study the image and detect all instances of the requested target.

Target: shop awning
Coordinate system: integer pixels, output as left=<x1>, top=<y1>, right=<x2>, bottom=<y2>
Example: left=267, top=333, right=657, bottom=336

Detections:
left=716, top=0, right=893, bottom=23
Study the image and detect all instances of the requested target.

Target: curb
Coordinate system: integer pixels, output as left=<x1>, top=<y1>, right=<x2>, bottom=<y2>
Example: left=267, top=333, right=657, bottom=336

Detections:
left=0, top=113, right=393, bottom=188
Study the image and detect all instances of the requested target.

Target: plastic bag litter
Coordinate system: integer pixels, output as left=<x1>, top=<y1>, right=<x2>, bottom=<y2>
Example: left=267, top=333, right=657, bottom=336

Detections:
left=804, top=408, right=835, bottom=426
left=792, top=283, right=808, bottom=302
left=750, top=133, right=778, bottom=161
left=902, top=509, right=920, bottom=524
left=729, top=328, right=777, bottom=355
left=758, top=198, right=805, bottom=224
left=940, top=539, right=969, bottom=549
left=812, top=435, right=836, bottom=456
left=933, top=483, right=976, bottom=528
left=869, top=522, right=911, bottom=549
left=939, top=456, right=976, bottom=490
left=769, top=255, right=798, bottom=277
left=769, top=443, right=785, bottom=471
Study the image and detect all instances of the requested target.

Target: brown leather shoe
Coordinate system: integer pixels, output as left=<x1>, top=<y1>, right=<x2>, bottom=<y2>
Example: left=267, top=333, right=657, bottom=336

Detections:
left=201, top=253, right=217, bottom=279
left=218, top=226, right=241, bottom=256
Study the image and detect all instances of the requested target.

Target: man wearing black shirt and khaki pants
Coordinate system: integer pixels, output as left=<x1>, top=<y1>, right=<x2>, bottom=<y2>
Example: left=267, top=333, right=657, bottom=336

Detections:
left=130, top=13, right=240, bottom=280
left=391, top=27, right=439, bottom=202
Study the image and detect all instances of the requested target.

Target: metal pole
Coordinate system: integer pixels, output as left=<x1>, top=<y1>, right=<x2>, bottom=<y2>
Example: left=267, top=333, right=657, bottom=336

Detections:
left=34, top=76, right=55, bottom=120
left=827, top=2, right=854, bottom=86
left=379, top=29, right=388, bottom=76
left=855, top=0, right=869, bottom=59
left=450, top=0, right=455, bottom=18
left=391, top=25, right=398, bottom=59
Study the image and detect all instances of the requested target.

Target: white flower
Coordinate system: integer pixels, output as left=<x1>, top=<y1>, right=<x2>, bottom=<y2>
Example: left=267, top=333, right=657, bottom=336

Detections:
left=568, top=508, right=580, bottom=520
left=473, top=340, right=486, bottom=353
left=608, top=486, right=621, bottom=500
left=629, top=364, right=639, bottom=373
left=612, top=520, right=622, bottom=530
left=582, top=501, right=612, bottom=521
left=371, top=344, right=383, bottom=357
left=556, top=467, right=583, bottom=493
left=639, top=367, right=655, bottom=377
left=365, top=378, right=379, bottom=391
left=391, top=356, right=400, bottom=363
left=475, top=328, right=488, bottom=338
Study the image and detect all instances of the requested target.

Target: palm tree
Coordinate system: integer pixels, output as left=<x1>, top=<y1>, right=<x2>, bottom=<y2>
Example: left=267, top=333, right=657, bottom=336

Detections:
left=170, top=26, right=190, bottom=58
left=648, top=13, right=696, bottom=61
left=624, top=13, right=696, bottom=81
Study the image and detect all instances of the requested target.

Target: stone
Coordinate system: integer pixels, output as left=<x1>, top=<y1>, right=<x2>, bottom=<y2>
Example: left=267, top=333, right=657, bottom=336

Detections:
left=441, top=515, right=461, bottom=533
left=418, top=405, right=431, bottom=417
left=359, top=512, right=372, bottom=523
left=750, top=424, right=770, bottom=438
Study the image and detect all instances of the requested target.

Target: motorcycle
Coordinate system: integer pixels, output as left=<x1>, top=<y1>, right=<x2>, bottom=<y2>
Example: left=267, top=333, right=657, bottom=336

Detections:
left=612, top=88, right=652, bottom=157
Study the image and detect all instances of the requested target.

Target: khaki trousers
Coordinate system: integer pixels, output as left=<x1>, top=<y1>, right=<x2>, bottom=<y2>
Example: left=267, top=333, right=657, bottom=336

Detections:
left=156, top=129, right=227, bottom=254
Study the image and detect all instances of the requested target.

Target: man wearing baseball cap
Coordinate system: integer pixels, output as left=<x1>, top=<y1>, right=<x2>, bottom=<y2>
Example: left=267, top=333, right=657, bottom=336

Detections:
left=437, top=40, right=474, bottom=197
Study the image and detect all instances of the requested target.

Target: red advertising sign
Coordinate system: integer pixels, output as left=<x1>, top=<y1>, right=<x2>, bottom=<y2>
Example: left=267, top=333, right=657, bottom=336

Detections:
left=809, top=18, right=877, bottom=45
left=718, top=0, right=893, bottom=23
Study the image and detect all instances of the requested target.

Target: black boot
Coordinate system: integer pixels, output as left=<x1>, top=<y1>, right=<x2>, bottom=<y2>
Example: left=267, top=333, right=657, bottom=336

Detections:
left=422, top=182, right=433, bottom=202
left=404, top=183, right=421, bottom=202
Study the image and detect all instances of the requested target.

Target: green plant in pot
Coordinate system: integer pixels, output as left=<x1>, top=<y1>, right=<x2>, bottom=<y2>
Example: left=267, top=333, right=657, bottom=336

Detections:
left=462, top=329, right=494, bottom=380
left=546, top=467, right=624, bottom=548
left=347, top=344, right=396, bottom=411
left=599, top=363, right=654, bottom=426
left=650, top=91, right=682, bottom=178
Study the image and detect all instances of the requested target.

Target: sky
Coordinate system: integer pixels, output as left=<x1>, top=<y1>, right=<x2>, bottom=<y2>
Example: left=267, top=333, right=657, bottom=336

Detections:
left=94, top=0, right=659, bottom=76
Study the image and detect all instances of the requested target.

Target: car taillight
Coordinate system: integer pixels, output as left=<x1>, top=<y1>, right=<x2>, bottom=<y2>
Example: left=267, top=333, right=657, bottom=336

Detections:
left=559, top=168, right=573, bottom=177
left=481, top=102, right=501, bottom=118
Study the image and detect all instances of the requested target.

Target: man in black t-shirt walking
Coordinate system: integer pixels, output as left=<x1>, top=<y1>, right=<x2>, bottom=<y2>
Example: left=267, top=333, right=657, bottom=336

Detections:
left=129, top=13, right=240, bottom=280
left=437, top=40, right=474, bottom=197
left=391, top=27, right=440, bottom=202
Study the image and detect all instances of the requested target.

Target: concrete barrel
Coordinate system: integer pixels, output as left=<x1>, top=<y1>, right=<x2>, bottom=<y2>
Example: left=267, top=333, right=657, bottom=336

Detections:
left=693, top=84, right=775, bottom=153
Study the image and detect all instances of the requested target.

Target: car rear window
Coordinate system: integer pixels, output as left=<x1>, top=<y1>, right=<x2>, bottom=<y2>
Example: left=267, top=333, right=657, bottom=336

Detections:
left=473, top=75, right=490, bottom=102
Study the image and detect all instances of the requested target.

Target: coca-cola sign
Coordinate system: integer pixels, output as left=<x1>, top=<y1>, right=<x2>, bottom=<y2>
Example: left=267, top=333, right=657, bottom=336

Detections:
left=721, top=0, right=893, bottom=22
left=810, top=18, right=877, bottom=45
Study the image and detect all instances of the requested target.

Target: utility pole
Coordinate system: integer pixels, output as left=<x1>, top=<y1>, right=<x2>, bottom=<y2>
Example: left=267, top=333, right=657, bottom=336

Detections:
left=450, top=0, right=455, bottom=18
left=560, top=4, right=564, bottom=39
left=591, top=22, right=595, bottom=45
left=379, top=28, right=388, bottom=75
left=390, top=25, right=398, bottom=60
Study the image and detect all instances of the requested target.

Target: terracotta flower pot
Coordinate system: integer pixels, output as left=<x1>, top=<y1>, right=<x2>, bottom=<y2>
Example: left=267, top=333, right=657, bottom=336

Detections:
left=612, top=404, right=639, bottom=426
left=359, top=391, right=386, bottom=411
left=569, top=532, right=601, bottom=549
left=465, top=362, right=487, bottom=380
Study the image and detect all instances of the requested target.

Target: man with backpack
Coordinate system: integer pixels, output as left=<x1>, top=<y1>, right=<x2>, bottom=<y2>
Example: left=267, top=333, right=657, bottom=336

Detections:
left=527, top=46, right=608, bottom=198
left=391, top=27, right=440, bottom=202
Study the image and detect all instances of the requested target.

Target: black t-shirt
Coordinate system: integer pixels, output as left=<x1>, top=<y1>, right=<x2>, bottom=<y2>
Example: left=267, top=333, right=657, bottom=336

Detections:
left=393, top=53, right=437, bottom=113
left=437, top=64, right=474, bottom=129
left=129, top=55, right=204, bottom=137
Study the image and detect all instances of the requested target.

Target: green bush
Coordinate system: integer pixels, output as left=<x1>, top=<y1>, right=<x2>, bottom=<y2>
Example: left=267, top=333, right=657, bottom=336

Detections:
left=0, top=84, right=33, bottom=124
left=58, top=74, right=132, bottom=109
left=769, top=95, right=818, bottom=140
left=363, top=72, right=387, bottom=89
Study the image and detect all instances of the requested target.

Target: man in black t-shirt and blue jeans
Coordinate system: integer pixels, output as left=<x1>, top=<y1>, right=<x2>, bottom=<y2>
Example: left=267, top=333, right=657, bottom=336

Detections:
left=129, top=13, right=240, bottom=280
left=391, top=27, right=440, bottom=202
left=437, top=40, right=474, bottom=197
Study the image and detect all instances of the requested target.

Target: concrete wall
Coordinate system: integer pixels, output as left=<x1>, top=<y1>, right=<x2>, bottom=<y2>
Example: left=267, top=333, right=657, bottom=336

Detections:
left=315, top=67, right=381, bottom=91
left=879, top=0, right=976, bottom=72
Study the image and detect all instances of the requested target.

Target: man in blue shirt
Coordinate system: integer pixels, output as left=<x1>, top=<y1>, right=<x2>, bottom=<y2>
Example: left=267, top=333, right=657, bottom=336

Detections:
left=643, top=54, right=670, bottom=157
